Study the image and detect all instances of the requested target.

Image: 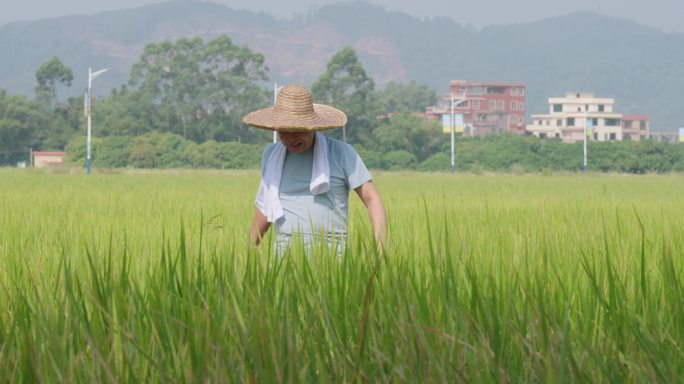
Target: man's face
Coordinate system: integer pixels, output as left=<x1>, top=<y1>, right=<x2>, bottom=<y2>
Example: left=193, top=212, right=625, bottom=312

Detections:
left=278, top=131, right=315, bottom=154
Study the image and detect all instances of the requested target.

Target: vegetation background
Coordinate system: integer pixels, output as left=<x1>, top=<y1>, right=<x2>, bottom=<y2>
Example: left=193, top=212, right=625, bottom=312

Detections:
left=1, top=1, right=683, bottom=173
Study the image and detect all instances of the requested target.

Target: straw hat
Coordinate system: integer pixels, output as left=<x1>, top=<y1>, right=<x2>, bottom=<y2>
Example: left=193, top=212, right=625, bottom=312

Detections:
left=242, top=84, right=347, bottom=132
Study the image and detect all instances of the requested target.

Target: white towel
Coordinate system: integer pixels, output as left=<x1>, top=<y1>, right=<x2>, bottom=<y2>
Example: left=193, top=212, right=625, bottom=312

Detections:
left=255, top=132, right=330, bottom=222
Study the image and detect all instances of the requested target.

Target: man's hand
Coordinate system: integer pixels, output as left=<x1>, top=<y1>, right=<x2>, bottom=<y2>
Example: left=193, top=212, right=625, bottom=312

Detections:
left=354, top=181, right=387, bottom=251
left=249, top=208, right=271, bottom=249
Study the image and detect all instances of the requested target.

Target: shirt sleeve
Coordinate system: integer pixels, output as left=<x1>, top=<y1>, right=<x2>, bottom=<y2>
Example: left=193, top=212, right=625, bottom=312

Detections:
left=341, top=143, right=372, bottom=190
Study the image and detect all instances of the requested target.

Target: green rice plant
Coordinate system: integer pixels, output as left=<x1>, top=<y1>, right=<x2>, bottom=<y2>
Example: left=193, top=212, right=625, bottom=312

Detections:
left=1, top=169, right=683, bottom=382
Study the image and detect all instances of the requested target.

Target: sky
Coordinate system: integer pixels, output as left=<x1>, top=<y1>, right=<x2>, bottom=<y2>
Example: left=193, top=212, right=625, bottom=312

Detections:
left=1, top=0, right=683, bottom=33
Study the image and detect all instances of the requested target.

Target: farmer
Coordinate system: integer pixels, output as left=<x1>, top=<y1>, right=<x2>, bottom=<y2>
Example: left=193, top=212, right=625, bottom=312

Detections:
left=244, top=84, right=386, bottom=252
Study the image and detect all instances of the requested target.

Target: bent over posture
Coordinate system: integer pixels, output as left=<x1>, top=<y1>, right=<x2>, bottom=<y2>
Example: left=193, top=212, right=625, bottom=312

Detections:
left=243, top=84, right=386, bottom=252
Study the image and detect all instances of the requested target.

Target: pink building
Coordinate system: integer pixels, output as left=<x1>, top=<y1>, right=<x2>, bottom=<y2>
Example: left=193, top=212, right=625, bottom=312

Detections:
left=426, top=80, right=527, bottom=136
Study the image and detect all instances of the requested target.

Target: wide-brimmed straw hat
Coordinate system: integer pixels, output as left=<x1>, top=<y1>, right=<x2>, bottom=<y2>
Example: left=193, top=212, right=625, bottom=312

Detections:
left=242, top=84, right=347, bottom=132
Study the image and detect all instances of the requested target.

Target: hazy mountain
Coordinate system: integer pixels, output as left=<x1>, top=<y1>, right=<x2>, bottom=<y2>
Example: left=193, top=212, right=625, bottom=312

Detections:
left=1, top=0, right=682, bottom=131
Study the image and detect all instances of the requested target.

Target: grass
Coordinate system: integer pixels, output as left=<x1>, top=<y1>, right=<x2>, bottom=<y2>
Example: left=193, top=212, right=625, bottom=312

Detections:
left=1, top=168, right=683, bottom=382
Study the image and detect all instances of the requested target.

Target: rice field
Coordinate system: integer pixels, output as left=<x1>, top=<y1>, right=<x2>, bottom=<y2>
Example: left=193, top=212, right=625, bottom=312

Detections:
left=1, top=168, right=684, bottom=382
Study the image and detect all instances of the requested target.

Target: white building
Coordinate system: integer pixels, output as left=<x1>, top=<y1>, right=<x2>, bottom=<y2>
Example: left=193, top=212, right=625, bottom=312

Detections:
left=526, top=92, right=650, bottom=143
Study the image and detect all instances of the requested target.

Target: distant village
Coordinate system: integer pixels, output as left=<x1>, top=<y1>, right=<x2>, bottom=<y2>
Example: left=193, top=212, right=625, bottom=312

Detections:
left=426, top=80, right=680, bottom=144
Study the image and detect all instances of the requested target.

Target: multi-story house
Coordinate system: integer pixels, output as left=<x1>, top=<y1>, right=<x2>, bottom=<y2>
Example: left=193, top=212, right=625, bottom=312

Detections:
left=526, top=92, right=650, bottom=143
left=426, top=80, right=527, bottom=136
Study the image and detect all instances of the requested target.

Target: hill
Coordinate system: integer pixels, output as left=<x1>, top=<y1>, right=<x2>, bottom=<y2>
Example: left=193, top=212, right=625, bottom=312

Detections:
left=0, top=0, right=682, bottom=131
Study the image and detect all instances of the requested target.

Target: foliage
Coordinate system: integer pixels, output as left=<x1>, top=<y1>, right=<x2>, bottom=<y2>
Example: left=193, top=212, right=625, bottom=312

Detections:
left=96, top=86, right=161, bottom=138
left=312, top=46, right=380, bottom=146
left=128, top=35, right=270, bottom=143
left=2, top=2, right=684, bottom=132
left=0, top=88, right=42, bottom=164
left=376, top=80, right=438, bottom=113
left=372, top=111, right=441, bottom=161
left=381, top=150, right=417, bottom=170
left=182, top=140, right=263, bottom=169
left=64, top=132, right=263, bottom=169
left=417, top=153, right=451, bottom=172
left=34, top=56, right=73, bottom=111
left=355, top=146, right=383, bottom=169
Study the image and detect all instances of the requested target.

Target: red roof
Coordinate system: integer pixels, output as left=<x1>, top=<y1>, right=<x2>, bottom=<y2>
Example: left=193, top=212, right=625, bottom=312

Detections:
left=449, top=80, right=527, bottom=87
left=33, top=151, right=66, bottom=156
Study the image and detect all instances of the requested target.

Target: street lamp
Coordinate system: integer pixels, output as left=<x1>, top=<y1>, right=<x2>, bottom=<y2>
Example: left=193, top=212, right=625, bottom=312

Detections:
left=583, top=112, right=592, bottom=173
left=86, top=67, right=109, bottom=175
left=449, top=92, right=467, bottom=174
left=450, top=93, right=455, bottom=174
left=272, top=83, right=283, bottom=143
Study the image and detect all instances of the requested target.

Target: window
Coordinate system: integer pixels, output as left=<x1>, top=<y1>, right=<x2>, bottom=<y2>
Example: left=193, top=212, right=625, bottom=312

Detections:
left=539, top=133, right=547, bottom=139
left=488, top=100, right=496, bottom=110
left=640, top=121, right=646, bottom=130
left=497, top=100, right=504, bottom=110
left=472, top=100, right=481, bottom=109
left=469, top=86, right=483, bottom=94
left=598, top=105, right=605, bottom=112
left=624, top=134, right=632, bottom=141
left=511, top=88, right=518, bottom=96
left=511, top=101, right=517, bottom=110
left=605, top=118, right=619, bottom=126
left=553, top=104, right=562, bottom=112
left=609, top=133, right=616, bottom=141
left=557, top=119, right=562, bottom=126
left=567, top=118, right=575, bottom=126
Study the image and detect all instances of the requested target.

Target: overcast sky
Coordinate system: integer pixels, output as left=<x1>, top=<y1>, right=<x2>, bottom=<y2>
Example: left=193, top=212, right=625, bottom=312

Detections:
left=2, top=0, right=683, bottom=33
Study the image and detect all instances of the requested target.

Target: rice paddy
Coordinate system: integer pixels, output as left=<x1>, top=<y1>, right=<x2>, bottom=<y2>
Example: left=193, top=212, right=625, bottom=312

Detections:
left=1, top=168, right=683, bottom=382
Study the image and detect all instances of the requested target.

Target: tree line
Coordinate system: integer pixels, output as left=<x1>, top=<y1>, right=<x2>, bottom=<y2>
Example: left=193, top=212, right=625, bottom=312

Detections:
left=1, top=34, right=683, bottom=173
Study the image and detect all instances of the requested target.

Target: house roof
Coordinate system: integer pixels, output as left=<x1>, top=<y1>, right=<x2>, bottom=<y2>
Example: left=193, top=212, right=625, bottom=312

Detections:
left=33, top=151, right=66, bottom=156
left=622, top=115, right=650, bottom=121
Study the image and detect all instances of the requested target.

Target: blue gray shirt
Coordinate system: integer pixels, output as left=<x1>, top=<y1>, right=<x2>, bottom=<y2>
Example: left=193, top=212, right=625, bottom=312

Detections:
left=259, top=136, right=372, bottom=250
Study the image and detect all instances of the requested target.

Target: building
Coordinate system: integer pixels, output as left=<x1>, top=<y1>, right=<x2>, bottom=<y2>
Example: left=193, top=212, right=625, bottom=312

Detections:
left=526, top=92, right=651, bottom=143
left=33, top=151, right=66, bottom=168
left=426, top=80, right=527, bottom=136
left=622, top=115, right=651, bottom=142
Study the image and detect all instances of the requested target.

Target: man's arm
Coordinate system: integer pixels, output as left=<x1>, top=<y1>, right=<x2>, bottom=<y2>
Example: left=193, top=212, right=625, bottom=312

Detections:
left=354, top=181, right=387, bottom=249
left=249, top=208, right=271, bottom=248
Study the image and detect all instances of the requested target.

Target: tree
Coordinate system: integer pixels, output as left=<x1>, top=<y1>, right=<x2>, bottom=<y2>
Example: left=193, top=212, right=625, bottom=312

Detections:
left=371, top=111, right=442, bottom=161
left=312, top=46, right=380, bottom=146
left=96, top=85, right=161, bottom=138
left=32, top=57, right=80, bottom=150
left=0, top=88, right=43, bottom=165
left=34, top=56, right=74, bottom=110
left=128, top=35, right=270, bottom=143
left=377, top=81, right=438, bottom=113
